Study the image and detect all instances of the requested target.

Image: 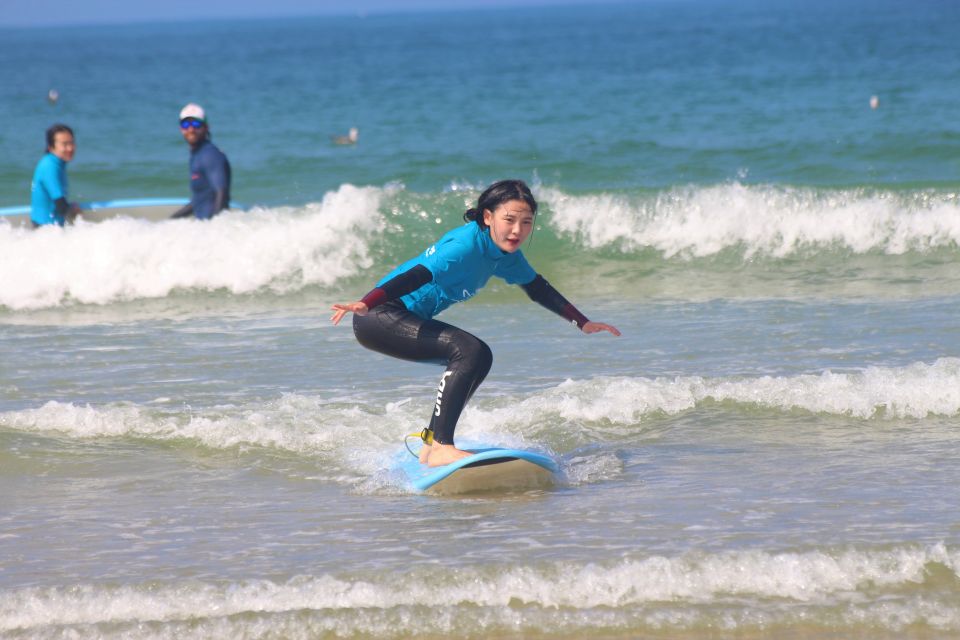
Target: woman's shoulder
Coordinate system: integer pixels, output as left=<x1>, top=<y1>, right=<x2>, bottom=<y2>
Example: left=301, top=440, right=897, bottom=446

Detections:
left=34, top=152, right=62, bottom=176
left=422, top=224, right=482, bottom=265
left=443, top=221, right=480, bottom=239
left=436, top=223, right=481, bottom=249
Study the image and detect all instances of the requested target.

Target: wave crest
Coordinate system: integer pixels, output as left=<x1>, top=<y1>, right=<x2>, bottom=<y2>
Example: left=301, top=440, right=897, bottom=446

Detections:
left=3, top=544, right=958, bottom=635
left=0, top=184, right=385, bottom=311
left=543, top=184, right=960, bottom=258
left=3, top=359, right=957, bottom=455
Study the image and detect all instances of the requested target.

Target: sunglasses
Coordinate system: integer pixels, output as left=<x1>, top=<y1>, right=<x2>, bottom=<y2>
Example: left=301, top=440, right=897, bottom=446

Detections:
left=180, top=119, right=205, bottom=130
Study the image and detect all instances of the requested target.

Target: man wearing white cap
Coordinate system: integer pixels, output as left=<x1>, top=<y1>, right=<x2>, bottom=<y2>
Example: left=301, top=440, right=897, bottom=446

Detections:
left=171, top=103, right=231, bottom=219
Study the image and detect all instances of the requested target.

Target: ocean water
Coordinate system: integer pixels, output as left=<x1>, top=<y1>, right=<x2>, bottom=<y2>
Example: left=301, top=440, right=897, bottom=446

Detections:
left=2, top=1, right=960, bottom=638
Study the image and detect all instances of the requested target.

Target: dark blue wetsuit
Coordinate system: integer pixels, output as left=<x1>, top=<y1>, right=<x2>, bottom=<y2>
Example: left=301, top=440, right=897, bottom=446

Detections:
left=353, top=222, right=590, bottom=445
left=188, top=139, right=231, bottom=219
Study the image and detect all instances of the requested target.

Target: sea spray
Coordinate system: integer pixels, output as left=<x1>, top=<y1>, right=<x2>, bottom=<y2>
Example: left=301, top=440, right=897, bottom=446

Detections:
left=4, top=184, right=960, bottom=311
left=0, top=185, right=385, bottom=311
left=544, top=184, right=960, bottom=258
left=3, top=358, right=957, bottom=458
left=3, top=545, right=958, bottom=636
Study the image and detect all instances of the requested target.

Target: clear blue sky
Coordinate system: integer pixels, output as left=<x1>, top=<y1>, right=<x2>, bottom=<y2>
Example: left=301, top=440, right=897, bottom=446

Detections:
left=0, top=0, right=635, bottom=27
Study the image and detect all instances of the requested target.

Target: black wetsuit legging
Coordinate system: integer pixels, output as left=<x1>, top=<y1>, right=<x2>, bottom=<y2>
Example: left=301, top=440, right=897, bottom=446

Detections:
left=353, top=301, right=492, bottom=445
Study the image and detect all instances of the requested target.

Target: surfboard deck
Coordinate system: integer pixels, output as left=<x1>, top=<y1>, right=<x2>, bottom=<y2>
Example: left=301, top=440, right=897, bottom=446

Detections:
left=399, top=445, right=559, bottom=495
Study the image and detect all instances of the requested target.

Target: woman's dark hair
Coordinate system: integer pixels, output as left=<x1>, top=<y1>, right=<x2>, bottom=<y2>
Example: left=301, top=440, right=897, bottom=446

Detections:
left=45, top=123, right=74, bottom=151
left=463, top=179, right=538, bottom=228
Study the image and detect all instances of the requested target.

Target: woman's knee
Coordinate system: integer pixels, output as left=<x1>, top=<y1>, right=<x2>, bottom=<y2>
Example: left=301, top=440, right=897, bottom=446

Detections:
left=454, top=333, right=493, bottom=377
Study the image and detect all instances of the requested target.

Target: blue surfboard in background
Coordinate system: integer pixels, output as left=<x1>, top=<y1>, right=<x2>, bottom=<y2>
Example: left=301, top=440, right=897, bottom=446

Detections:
left=0, top=198, right=190, bottom=226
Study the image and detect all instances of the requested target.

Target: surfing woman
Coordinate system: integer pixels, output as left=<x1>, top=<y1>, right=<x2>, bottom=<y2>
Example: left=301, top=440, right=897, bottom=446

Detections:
left=331, top=180, right=620, bottom=467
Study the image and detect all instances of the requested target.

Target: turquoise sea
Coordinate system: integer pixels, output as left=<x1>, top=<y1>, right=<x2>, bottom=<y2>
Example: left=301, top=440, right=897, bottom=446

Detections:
left=2, top=1, right=960, bottom=638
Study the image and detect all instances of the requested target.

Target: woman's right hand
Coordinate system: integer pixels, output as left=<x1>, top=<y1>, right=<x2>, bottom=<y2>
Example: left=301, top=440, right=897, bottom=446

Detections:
left=330, top=301, right=369, bottom=325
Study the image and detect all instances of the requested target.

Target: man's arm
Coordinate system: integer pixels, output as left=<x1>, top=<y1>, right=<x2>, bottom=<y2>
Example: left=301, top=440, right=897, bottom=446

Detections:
left=207, top=154, right=231, bottom=214
left=212, top=188, right=229, bottom=215
left=170, top=203, right=194, bottom=219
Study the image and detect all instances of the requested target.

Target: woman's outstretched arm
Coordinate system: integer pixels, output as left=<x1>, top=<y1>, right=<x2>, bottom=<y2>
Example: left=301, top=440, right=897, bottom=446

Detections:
left=331, top=264, right=433, bottom=325
left=521, top=275, right=621, bottom=336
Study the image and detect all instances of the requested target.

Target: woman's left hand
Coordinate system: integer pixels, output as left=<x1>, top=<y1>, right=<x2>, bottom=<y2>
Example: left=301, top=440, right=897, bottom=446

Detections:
left=330, top=301, right=369, bottom=325
left=582, top=321, right=621, bottom=336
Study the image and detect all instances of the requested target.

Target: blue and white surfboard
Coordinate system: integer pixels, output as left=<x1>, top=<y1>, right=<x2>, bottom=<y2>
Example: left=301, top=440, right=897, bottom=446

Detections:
left=398, top=444, right=559, bottom=495
left=0, top=198, right=189, bottom=226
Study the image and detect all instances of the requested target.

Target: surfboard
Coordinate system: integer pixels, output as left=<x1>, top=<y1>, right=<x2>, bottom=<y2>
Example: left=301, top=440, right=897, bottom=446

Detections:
left=399, top=445, right=559, bottom=495
left=0, top=198, right=188, bottom=226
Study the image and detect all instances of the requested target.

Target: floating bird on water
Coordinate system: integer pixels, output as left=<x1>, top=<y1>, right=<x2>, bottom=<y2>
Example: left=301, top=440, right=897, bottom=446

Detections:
left=332, top=127, right=359, bottom=145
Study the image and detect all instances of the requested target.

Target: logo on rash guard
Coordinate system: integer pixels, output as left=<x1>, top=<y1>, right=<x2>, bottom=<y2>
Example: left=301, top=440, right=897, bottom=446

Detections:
left=434, top=371, right=453, bottom=416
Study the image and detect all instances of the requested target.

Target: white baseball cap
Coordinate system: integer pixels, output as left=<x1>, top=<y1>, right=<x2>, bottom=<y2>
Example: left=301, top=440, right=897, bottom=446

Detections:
left=179, top=103, right=206, bottom=122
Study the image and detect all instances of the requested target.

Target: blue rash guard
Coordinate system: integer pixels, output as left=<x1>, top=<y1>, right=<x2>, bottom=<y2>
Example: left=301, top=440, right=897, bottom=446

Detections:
left=188, top=139, right=231, bottom=219
left=353, top=221, right=590, bottom=446
left=30, top=153, right=68, bottom=226
left=378, top=222, right=537, bottom=319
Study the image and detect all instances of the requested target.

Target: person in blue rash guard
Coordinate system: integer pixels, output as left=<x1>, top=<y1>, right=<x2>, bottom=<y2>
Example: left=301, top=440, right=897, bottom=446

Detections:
left=30, top=123, right=80, bottom=227
left=331, top=180, right=621, bottom=467
left=170, top=103, right=231, bottom=220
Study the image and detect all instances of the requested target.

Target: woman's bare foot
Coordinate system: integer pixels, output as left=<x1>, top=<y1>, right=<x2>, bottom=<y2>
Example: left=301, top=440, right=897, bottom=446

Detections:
left=425, top=443, right=473, bottom=467
left=419, top=442, right=432, bottom=464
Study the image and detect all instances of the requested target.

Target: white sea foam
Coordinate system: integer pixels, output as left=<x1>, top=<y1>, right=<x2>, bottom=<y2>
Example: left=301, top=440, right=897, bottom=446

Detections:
left=468, top=358, right=960, bottom=436
left=2, top=359, right=957, bottom=458
left=5, top=184, right=959, bottom=311
left=1, top=544, right=957, bottom=635
left=541, top=184, right=960, bottom=258
left=0, top=395, right=392, bottom=472
left=0, top=184, right=385, bottom=311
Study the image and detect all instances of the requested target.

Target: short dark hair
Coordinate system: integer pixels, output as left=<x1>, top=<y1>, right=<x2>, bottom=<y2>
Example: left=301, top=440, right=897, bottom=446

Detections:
left=463, top=179, right=538, bottom=228
left=46, top=123, right=74, bottom=151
